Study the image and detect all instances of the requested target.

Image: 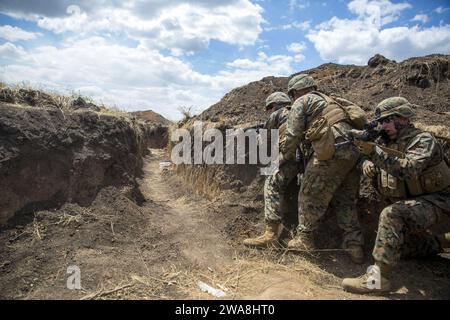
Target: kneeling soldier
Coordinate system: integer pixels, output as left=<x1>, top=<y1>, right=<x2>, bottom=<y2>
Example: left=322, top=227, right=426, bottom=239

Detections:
left=342, top=97, right=450, bottom=294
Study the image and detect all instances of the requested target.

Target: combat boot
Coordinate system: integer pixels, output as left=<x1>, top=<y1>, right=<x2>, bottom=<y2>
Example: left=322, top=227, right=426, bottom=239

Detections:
left=347, top=245, right=365, bottom=265
left=243, top=221, right=280, bottom=248
left=287, top=231, right=315, bottom=251
left=437, top=232, right=450, bottom=249
left=342, top=263, right=392, bottom=294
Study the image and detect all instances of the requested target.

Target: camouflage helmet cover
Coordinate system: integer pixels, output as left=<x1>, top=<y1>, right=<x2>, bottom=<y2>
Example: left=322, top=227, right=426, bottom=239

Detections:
left=287, top=74, right=316, bottom=93
left=265, top=92, right=291, bottom=108
left=375, top=97, right=415, bottom=121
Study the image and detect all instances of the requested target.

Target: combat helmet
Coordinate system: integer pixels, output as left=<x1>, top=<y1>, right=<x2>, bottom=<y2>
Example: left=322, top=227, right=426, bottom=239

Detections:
left=287, top=74, right=316, bottom=94
left=265, top=92, right=291, bottom=109
left=375, top=97, right=415, bottom=121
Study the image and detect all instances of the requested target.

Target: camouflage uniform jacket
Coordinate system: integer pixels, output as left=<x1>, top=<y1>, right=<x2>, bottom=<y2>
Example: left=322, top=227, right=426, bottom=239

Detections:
left=264, top=106, right=290, bottom=147
left=281, top=92, right=353, bottom=161
left=264, top=106, right=290, bottom=130
left=366, top=125, right=450, bottom=212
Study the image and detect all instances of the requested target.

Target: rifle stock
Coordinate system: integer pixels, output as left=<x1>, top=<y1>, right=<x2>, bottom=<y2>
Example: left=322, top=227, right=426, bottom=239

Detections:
left=335, top=140, right=405, bottom=158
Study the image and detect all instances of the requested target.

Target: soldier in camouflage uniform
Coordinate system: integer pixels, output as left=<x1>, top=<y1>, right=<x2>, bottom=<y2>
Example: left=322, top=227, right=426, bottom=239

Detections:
left=243, top=92, right=301, bottom=248
left=280, top=74, right=365, bottom=264
left=342, top=97, right=450, bottom=293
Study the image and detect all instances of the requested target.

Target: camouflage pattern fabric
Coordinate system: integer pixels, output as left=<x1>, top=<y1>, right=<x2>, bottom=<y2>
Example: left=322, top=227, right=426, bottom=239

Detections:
left=373, top=197, right=448, bottom=265
left=281, top=92, right=354, bottom=160
left=263, top=105, right=301, bottom=223
left=298, top=144, right=363, bottom=247
left=264, top=160, right=300, bottom=222
left=264, top=105, right=290, bottom=131
left=281, top=92, right=364, bottom=248
left=367, top=125, right=450, bottom=266
left=371, top=127, right=443, bottom=181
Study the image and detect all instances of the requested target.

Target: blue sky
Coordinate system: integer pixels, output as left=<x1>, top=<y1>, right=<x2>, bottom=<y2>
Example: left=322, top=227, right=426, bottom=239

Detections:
left=0, top=0, right=449, bottom=120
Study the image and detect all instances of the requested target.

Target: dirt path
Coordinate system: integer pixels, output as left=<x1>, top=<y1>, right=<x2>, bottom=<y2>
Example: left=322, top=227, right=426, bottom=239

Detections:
left=137, top=149, right=382, bottom=300
left=139, top=150, right=450, bottom=300
left=139, top=149, right=234, bottom=271
left=1, top=148, right=449, bottom=300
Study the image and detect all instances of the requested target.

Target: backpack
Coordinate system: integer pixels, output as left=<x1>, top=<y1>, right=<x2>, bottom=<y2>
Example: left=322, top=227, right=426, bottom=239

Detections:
left=330, top=94, right=368, bottom=130
left=311, top=92, right=367, bottom=129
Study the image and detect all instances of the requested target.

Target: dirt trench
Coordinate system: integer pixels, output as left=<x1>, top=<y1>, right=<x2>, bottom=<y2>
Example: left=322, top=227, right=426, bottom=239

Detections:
left=1, top=148, right=449, bottom=300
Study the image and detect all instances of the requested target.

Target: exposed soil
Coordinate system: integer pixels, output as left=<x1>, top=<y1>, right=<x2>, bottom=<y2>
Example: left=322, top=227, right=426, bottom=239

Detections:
left=1, top=149, right=448, bottom=300
left=1, top=54, right=449, bottom=300
left=198, top=54, right=450, bottom=127
left=132, top=110, right=172, bottom=127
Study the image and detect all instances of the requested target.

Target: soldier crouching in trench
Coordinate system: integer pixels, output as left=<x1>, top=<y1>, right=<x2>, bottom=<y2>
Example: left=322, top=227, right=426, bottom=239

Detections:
left=243, top=92, right=302, bottom=248
left=342, top=97, right=450, bottom=294
left=279, top=74, right=365, bottom=264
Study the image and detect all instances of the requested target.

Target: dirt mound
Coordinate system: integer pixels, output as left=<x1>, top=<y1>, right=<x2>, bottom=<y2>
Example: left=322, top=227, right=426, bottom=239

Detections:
left=0, top=87, right=161, bottom=226
left=132, top=110, right=172, bottom=127
left=0, top=186, right=170, bottom=299
left=131, top=111, right=171, bottom=149
left=198, top=54, right=450, bottom=127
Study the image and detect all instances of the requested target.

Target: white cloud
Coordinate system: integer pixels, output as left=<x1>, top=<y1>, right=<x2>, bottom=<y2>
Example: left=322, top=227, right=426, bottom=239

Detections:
left=265, top=20, right=311, bottom=32
left=1, top=1, right=264, bottom=56
left=293, top=54, right=305, bottom=63
left=435, top=6, right=449, bottom=14
left=287, top=42, right=307, bottom=53
left=307, top=0, right=450, bottom=65
left=411, top=14, right=429, bottom=24
left=0, top=38, right=296, bottom=120
left=348, top=0, right=411, bottom=26
left=0, top=42, right=28, bottom=59
left=0, top=25, right=41, bottom=42
left=226, top=51, right=296, bottom=75
left=289, top=0, right=310, bottom=11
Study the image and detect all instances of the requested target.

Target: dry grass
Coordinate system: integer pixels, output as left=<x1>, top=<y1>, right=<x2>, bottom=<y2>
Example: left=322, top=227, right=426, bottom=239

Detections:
left=101, top=248, right=341, bottom=300
left=97, top=105, right=131, bottom=118
left=0, top=82, right=131, bottom=119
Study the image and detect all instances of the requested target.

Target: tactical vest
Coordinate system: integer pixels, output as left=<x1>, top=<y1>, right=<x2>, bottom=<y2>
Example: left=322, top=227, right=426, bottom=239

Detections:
left=377, top=128, right=450, bottom=198
left=309, top=91, right=349, bottom=127
left=302, top=92, right=350, bottom=160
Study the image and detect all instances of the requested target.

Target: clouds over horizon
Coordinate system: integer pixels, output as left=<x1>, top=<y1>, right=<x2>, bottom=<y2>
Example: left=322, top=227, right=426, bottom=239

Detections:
left=0, top=0, right=449, bottom=119
left=307, top=0, right=450, bottom=65
left=0, top=0, right=264, bottom=56
left=0, top=36, right=299, bottom=120
left=0, top=25, right=41, bottom=42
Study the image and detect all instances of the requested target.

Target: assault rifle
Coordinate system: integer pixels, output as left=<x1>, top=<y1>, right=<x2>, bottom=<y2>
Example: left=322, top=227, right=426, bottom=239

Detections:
left=336, top=121, right=405, bottom=158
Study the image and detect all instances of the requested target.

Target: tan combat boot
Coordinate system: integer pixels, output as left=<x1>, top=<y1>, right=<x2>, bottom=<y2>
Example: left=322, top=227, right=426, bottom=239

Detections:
left=342, top=263, right=392, bottom=294
left=347, top=245, right=365, bottom=265
left=243, top=221, right=280, bottom=248
left=287, top=231, right=315, bottom=251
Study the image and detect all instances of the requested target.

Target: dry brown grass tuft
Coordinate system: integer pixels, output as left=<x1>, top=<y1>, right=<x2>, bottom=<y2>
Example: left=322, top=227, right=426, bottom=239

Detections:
left=0, top=83, right=133, bottom=119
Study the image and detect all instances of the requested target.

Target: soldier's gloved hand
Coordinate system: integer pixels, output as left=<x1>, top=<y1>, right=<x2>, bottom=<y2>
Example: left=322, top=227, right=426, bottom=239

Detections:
left=355, top=140, right=375, bottom=155
left=348, top=129, right=366, bottom=140
left=362, top=160, right=376, bottom=178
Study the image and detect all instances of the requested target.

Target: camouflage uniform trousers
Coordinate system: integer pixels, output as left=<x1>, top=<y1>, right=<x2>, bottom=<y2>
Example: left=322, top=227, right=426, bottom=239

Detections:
left=264, top=160, right=300, bottom=226
left=298, top=145, right=364, bottom=248
left=372, top=194, right=450, bottom=266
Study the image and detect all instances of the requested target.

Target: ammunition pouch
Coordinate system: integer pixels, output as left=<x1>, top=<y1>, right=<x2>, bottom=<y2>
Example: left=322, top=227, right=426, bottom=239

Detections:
left=305, top=116, right=335, bottom=161
left=304, top=92, right=353, bottom=161
left=377, top=159, right=450, bottom=198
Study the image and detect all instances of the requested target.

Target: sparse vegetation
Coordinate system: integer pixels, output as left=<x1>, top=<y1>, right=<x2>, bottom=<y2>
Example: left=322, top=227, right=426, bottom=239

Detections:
left=177, top=105, right=196, bottom=123
left=0, top=82, right=131, bottom=118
